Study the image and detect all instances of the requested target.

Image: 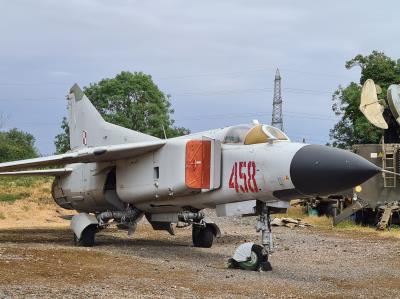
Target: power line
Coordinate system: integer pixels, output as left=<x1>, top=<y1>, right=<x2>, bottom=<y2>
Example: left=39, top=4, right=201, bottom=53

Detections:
left=2, top=109, right=338, bottom=128
left=0, top=82, right=68, bottom=86
left=280, top=67, right=353, bottom=79
left=0, top=85, right=334, bottom=103
left=170, top=87, right=331, bottom=97
left=174, top=111, right=337, bottom=122
left=2, top=111, right=337, bottom=126
left=0, top=66, right=354, bottom=86
left=155, top=67, right=351, bottom=80
left=0, top=98, right=62, bottom=102
left=0, top=91, right=329, bottom=102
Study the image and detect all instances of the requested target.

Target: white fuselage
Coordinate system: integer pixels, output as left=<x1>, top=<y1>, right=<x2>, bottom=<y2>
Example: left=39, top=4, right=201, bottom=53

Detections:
left=129, top=141, right=306, bottom=213
left=53, top=125, right=306, bottom=214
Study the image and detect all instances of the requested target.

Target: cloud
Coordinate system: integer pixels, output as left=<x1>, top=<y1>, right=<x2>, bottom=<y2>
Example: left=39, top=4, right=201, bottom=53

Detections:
left=0, top=0, right=399, bottom=153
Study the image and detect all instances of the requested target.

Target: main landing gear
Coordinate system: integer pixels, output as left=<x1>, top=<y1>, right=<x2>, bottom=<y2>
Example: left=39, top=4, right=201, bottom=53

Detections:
left=188, top=212, right=221, bottom=248
left=71, top=209, right=221, bottom=248
left=192, top=224, right=215, bottom=248
left=71, top=207, right=143, bottom=247
left=229, top=201, right=273, bottom=271
left=73, top=224, right=97, bottom=247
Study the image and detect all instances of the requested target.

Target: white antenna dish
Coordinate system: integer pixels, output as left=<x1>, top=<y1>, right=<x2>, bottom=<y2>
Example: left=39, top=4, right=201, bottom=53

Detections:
left=359, top=79, right=388, bottom=129
left=387, top=84, right=400, bottom=126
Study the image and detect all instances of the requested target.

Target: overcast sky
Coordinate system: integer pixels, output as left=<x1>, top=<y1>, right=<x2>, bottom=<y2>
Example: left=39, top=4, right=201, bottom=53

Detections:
left=0, top=0, right=399, bottom=154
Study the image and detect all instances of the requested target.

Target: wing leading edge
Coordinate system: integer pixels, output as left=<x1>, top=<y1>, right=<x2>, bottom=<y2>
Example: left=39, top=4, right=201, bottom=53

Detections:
left=0, top=168, right=73, bottom=176
left=0, top=140, right=166, bottom=172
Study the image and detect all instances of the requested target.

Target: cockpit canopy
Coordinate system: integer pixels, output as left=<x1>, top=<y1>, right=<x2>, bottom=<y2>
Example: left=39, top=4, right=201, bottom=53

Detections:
left=223, top=124, right=289, bottom=145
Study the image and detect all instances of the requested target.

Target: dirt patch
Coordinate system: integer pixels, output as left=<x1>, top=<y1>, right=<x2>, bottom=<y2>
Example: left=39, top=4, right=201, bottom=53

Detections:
left=0, top=186, right=399, bottom=298
left=0, top=221, right=399, bottom=298
left=0, top=180, right=73, bottom=228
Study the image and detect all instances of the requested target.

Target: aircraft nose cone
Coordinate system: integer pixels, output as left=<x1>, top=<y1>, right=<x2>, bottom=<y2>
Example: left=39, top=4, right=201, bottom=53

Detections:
left=290, top=144, right=380, bottom=196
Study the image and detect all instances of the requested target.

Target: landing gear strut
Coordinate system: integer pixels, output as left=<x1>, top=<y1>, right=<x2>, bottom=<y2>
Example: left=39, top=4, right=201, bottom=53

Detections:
left=71, top=207, right=143, bottom=247
left=256, top=202, right=273, bottom=253
left=229, top=202, right=272, bottom=271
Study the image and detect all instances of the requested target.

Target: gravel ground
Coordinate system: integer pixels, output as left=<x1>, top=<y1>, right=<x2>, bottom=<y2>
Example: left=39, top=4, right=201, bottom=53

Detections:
left=0, top=212, right=399, bottom=298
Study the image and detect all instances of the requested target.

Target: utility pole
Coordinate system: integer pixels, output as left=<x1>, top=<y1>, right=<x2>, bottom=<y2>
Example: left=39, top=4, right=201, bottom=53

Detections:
left=271, top=68, right=283, bottom=131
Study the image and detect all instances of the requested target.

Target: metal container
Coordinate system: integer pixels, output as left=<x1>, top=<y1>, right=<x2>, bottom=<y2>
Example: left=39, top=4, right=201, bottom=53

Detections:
left=328, top=143, right=400, bottom=227
left=352, top=143, right=400, bottom=208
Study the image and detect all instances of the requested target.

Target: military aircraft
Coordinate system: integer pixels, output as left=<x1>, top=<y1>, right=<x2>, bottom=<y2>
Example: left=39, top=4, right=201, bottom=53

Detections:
left=0, top=84, right=381, bottom=270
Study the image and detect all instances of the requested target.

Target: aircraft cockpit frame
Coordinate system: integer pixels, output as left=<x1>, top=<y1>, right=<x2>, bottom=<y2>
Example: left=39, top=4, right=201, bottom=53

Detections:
left=223, top=123, right=290, bottom=145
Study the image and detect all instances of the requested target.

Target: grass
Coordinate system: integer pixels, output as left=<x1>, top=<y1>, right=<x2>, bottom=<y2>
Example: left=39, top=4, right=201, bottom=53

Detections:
left=335, top=219, right=361, bottom=229
left=0, top=176, right=52, bottom=188
left=278, top=205, right=400, bottom=239
left=0, top=192, right=31, bottom=203
left=0, top=212, right=5, bottom=220
left=0, top=177, right=53, bottom=205
left=276, top=206, right=330, bottom=224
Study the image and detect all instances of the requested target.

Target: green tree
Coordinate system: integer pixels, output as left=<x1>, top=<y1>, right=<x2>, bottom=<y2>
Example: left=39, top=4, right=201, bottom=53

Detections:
left=0, top=128, right=38, bottom=162
left=54, top=71, right=190, bottom=153
left=330, top=51, right=400, bottom=148
left=54, top=117, right=70, bottom=154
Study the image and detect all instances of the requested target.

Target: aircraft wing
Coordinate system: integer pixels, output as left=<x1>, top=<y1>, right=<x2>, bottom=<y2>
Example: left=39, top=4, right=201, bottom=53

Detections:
left=0, top=168, right=73, bottom=176
left=0, top=140, right=166, bottom=172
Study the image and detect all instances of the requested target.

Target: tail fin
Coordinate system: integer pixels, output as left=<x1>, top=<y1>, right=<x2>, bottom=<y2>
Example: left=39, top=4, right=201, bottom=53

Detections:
left=68, top=84, right=159, bottom=150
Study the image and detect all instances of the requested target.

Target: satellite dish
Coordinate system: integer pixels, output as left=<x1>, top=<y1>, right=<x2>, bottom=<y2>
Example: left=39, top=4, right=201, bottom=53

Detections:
left=387, top=84, right=400, bottom=126
left=359, top=79, right=388, bottom=129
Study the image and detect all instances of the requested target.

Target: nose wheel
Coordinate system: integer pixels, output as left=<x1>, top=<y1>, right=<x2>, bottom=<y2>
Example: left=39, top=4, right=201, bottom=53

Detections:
left=229, top=202, right=273, bottom=271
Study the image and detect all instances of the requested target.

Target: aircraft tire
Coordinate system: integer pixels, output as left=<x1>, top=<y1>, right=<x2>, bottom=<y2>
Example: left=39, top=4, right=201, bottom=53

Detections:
left=237, top=244, right=265, bottom=271
left=192, top=225, right=214, bottom=248
left=74, top=225, right=96, bottom=247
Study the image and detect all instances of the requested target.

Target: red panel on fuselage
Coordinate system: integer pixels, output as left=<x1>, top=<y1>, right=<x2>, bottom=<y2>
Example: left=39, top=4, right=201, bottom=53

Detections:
left=185, top=140, right=211, bottom=189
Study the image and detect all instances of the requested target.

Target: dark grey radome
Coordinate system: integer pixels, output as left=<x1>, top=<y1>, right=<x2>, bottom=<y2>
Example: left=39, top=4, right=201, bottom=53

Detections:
left=290, top=144, right=380, bottom=196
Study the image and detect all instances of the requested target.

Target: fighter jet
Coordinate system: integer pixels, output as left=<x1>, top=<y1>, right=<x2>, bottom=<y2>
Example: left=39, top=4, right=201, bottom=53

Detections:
left=0, top=84, right=380, bottom=270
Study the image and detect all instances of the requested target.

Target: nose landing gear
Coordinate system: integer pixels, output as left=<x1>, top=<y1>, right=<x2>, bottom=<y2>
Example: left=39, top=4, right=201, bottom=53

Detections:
left=257, top=202, right=274, bottom=254
left=229, top=202, right=273, bottom=271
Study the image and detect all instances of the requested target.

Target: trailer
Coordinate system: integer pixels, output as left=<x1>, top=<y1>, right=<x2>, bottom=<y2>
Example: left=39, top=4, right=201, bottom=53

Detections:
left=312, top=80, right=400, bottom=229
left=310, top=143, right=400, bottom=229
left=302, top=79, right=400, bottom=228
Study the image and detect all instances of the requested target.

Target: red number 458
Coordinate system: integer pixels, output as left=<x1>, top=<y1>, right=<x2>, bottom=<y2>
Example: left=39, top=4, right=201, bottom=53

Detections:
left=229, top=161, right=259, bottom=193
